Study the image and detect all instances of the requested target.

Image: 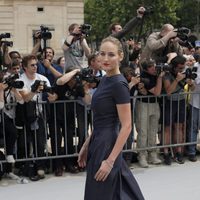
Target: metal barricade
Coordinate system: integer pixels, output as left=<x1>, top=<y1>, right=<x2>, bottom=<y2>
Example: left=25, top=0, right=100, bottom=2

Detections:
left=0, top=92, right=199, bottom=165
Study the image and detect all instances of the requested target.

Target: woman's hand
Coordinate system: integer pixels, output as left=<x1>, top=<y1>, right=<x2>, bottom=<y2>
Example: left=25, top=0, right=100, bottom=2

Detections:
left=94, top=160, right=113, bottom=182
left=78, top=145, right=88, bottom=168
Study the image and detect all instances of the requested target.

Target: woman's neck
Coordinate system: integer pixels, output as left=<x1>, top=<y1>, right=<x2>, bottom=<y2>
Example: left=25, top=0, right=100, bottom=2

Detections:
left=106, top=69, right=120, bottom=77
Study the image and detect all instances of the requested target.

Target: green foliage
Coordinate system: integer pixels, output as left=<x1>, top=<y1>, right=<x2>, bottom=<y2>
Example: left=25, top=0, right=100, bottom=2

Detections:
left=84, top=0, right=200, bottom=47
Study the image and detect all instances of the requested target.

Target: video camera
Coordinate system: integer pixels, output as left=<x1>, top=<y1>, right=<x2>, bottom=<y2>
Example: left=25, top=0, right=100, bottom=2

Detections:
left=3, top=73, right=24, bottom=89
left=75, top=68, right=100, bottom=84
left=34, top=25, right=55, bottom=40
left=183, top=67, right=197, bottom=80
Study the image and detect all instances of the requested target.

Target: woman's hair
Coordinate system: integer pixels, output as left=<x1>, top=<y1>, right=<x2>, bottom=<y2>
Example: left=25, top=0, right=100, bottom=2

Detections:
left=101, top=36, right=123, bottom=53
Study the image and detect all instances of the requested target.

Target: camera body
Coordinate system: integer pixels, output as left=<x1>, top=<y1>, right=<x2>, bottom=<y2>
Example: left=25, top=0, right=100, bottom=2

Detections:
left=80, top=24, right=92, bottom=36
left=183, top=67, right=197, bottom=80
left=75, top=68, right=100, bottom=84
left=33, top=25, right=55, bottom=40
left=156, top=63, right=172, bottom=75
left=0, top=33, right=11, bottom=39
left=138, top=6, right=154, bottom=16
left=3, top=74, right=24, bottom=89
left=175, top=27, right=191, bottom=42
left=31, top=80, right=54, bottom=93
left=71, top=24, right=92, bottom=38
left=1, top=41, right=13, bottom=47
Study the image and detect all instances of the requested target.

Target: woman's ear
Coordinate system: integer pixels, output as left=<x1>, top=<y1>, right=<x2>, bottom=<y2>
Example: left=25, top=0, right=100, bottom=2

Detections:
left=119, top=52, right=124, bottom=62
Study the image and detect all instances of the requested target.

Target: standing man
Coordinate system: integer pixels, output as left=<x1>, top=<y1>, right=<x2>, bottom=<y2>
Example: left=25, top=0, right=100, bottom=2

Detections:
left=19, top=54, right=51, bottom=180
left=110, top=6, right=145, bottom=68
left=140, top=24, right=183, bottom=64
left=187, top=58, right=200, bottom=162
left=62, top=23, right=91, bottom=71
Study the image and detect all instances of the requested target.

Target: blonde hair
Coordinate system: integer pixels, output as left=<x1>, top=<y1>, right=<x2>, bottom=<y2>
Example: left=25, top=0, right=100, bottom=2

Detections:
left=101, top=36, right=123, bottom=53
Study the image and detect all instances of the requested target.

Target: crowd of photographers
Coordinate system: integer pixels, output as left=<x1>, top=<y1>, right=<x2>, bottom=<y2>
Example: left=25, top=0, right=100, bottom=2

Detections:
left=0, top=6, right=200, bottom=183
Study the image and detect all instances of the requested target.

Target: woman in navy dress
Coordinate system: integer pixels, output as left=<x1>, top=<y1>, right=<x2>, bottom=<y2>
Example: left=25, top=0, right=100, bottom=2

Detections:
left=78, top=36, right=144, bottom=200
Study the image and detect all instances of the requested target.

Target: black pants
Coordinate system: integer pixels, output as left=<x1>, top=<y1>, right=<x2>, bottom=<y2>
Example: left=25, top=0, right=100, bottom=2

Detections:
left=1, top=114, right=17, bottom=155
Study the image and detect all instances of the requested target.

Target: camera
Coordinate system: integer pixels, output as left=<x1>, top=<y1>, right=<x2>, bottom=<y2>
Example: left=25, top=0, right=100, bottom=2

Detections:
left=34, top=25, right=55, bottom=40
left=75, top=68, right=100, bottom=84
left=138, top=6, right=154, bottom=16
left=120, top=67, right=150, bottom=86
left=183, top=67, right=197, bottom=80
left=80, top=24, right=92, bottom=36
left=174, top=27, right=191, bottom=41
left=0, top=33, right=11, bottom=39
left=72, top=24, right=92, bottom=37
left=3, top=74, right=24, bottom=89
left=31, top=80, right=54, bottom=93
left=1, top=41, right=13, bottom=47
left=156, top=63, right=172, bottom=75
left=43, top=83, right=55, bottom=94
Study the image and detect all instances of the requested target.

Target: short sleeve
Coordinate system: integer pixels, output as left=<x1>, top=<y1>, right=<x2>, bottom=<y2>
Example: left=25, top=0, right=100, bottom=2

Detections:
left=112, top=81, right=130, bottom=104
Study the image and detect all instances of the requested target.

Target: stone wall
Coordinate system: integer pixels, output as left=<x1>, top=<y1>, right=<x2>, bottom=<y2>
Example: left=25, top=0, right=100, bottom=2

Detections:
left=0, top=0, right=84, bottom=58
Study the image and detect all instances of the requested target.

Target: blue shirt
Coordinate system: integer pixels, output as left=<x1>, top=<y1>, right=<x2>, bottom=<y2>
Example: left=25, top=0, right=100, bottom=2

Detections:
left=37, top=62, right=63, bottom=85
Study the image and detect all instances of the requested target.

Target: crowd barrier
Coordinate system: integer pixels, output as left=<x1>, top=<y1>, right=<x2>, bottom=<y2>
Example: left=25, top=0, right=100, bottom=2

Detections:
left=0, top=92, right=199, bottom=165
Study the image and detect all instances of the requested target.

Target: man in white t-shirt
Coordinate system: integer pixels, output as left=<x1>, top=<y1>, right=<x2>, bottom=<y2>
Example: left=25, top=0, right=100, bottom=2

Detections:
left=18, top=54, right=52, bottom=181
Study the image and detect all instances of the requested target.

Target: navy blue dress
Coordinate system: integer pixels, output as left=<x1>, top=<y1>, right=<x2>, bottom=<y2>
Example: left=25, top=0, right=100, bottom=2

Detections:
left=84, top=74, right=144, bottom=200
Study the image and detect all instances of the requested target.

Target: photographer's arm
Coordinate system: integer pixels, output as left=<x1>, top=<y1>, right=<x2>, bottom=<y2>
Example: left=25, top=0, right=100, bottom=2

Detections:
left=82, top=81, right=92, bottom=105
left=62, top=35, right=74, bottom=51
left=11, top=88, right=23, bottom=102
left=47, top=92, right=58, bottom=102
left=164, top=72, right=185, bottom=95
left=147, top=30, right=177, bottom=51
left=148, top=72, right=165, bottom=96
left=31, top=32, right=42, bottom=55
left=0, top=83, right=7, bottom=109
left=19, top=81, right=44, bottom=102
left=31, top=39, right=41, bottom=55
left=43, top=59, right=62, bottom=78
left=129, top=76, right=140, bottom=90
left=2, top=44, right=12, bottom=65
left=56, top=69, right=80, bottom=85
left=19, top=90, right=37, bottom=102
left=111, top=7, right=145, bottom=39
left=81, top=38, right=91, bottom=58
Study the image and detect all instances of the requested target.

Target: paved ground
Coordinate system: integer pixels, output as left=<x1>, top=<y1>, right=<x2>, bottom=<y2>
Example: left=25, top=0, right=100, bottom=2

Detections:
left=1, top=160, right=200, bottom=200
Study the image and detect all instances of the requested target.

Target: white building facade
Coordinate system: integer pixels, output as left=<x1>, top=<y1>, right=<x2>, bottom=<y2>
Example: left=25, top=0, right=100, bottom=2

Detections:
left=0, top=0, right=84, bottom=57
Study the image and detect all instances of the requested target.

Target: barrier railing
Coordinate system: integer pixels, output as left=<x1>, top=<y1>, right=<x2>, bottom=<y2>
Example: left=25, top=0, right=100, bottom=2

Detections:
left=0, top=91, right=199, bottom=164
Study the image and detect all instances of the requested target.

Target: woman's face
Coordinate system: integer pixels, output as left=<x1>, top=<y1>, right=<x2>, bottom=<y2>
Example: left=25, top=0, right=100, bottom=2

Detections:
left=99, top=41, right=123, bottom=74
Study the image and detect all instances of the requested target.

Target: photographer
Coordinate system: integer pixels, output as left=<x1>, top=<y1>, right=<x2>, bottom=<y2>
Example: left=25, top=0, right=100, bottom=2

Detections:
left=110, top=6, right=145, bottom=68
left=135, top=59, right=164, bottom=168
left=18, top=54, right=51, bottom=180
left=1, top=63, right=24, bottom=163
left=62, top=23, right=91, bottom=71
left=50, top=67, right=92, bottom=174
left=140, top=24, right=183, bottom=64
left=187, top=55, right=200, bottom=162
left=163, top=55, right=195, bottom=165
left=32, top=31, right=63, bottom=84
